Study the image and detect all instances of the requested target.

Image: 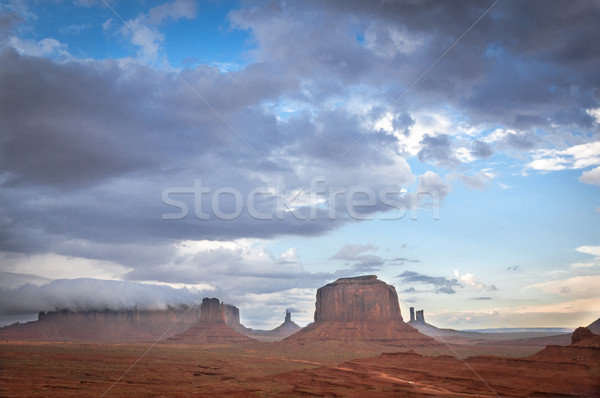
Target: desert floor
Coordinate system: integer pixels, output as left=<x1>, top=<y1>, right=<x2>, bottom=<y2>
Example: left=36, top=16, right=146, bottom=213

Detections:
left=1, top=341, right=598, bottom=397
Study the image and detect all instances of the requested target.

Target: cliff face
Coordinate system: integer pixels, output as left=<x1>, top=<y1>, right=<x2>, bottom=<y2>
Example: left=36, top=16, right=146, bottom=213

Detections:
left=314, top=275, right=402, bottom=322
left=222, top=304, right=240, bottom=327
left=284, top=275, right=439, bottom=347
left=199, top=298, right=224, bottom=323
left=0, top=307, right=203, bottom=342
left=167, top=299, right=254, bottom=345
left=0, top=298, right=246, bottom=343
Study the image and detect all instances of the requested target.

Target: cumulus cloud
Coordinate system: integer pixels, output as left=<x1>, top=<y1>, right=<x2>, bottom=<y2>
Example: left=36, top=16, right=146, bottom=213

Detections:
left=454, top=270, right=497, bottom=292
left=529, top=141, right=600, bottom=171
left=579, top=166, right=600, bottom=186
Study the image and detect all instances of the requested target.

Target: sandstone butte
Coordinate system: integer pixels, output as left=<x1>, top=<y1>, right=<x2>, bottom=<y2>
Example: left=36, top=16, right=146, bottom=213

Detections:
left=166, top=298, right=256, bottom=345
left=283, top=275, right=439, bottom=347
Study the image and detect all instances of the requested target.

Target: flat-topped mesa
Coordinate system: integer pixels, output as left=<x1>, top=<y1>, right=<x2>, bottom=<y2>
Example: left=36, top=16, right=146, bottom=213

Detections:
left=283, top=275, right=440, bottom=347
left=314, top=275, right=403, bottom=322
left=199, top=298, right=242, bottom=327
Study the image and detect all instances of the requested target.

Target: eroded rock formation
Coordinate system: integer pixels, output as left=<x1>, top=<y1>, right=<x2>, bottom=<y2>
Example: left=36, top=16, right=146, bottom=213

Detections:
left=571, top=326, right=595, bottom=344
left=166, top=298, right=255, bottom=345
left=0, top=298, right=248, bottom=344
left=0, top=307, right=203, bottom=342
left=284, top=275, right=439, bottom=347
left=314, top=275, right=402, bottom=322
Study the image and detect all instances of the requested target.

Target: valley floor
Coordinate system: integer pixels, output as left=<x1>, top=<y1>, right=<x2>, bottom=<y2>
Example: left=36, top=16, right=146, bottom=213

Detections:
left=0, top=341, right=598, bottom=397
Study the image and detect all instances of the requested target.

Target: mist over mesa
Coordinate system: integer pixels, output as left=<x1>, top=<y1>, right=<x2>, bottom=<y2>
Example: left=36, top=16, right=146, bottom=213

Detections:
left=0, top=0, right=599, bottom=331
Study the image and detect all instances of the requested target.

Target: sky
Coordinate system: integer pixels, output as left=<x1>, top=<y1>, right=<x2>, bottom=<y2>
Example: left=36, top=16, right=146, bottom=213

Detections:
left=0, top=0, right=599, bottom=330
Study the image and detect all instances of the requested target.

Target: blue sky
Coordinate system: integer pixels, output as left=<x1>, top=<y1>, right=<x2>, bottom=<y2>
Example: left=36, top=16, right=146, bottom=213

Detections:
left=0, top=0, right=599, bottom=330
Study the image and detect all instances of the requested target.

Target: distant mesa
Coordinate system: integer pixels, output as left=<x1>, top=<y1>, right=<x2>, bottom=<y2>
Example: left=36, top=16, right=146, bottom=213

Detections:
left=166, top=298, right=255, bottom=345
left=0, top=298, right=254, bottom=344
left=0, top=306, right=204, bottom=343
left=238, top=309, right=301, bottom=342
left=284, top=275, right=439, bottom=347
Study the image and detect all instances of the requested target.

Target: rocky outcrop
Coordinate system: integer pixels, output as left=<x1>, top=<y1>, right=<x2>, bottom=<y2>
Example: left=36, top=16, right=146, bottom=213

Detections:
left=572, top=327, right=595, bottom=344
left=222, top=304, right=240, bottom=326
left=166, top=298, right=255, bottom=345
left=199, top=298, right=224, bottom=323
left=284, top=275, right=439, bottom=347
left=0, top=307, right=203, bottom=342
left=314, top=275, right=402, bottom=322
left=416, top=310, right=425, bottom=323
left=0, top=298, right=248, bottom=344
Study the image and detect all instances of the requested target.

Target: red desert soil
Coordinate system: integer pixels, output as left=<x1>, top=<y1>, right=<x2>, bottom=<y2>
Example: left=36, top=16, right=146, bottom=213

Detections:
left=1, top=340, right=598, bottom=397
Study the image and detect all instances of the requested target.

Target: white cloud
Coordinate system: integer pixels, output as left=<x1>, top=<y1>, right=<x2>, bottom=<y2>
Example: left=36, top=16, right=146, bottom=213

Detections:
left=570, top=245, right=600, bottom=268
left=577, top=245, right=600, bottom=257
left=115, top=0, right=197, bottom=63
left=586, top=107, right=600, bottom=124
left=454, top=270, right=495, bottom=291
left=0, top=252, right=131, bottom=282
left=8, top=37, right=70, bottom=58
left=529, top=141, right=600, bottom=171
left=579, top=166, right=600, bottom=186
left=482, top=128, right=516, bottom=143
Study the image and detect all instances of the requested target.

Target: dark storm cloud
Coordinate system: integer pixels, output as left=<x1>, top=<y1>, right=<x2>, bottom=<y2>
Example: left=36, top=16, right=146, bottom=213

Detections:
left=2, top=0, right=600, bottom=315
left=397, top=270, right=460, bottom=294
left=232, top=0, right=600, bottom=130
left=417, top=134, right=459, bottom=168
left=471, top=140, right=493, bottom=158
left=0, top=45, right=416, bottom=266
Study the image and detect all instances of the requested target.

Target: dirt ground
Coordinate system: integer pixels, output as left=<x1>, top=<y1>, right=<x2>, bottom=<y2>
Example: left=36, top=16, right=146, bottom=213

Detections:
left=1, top=341, right=598, bottom=397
